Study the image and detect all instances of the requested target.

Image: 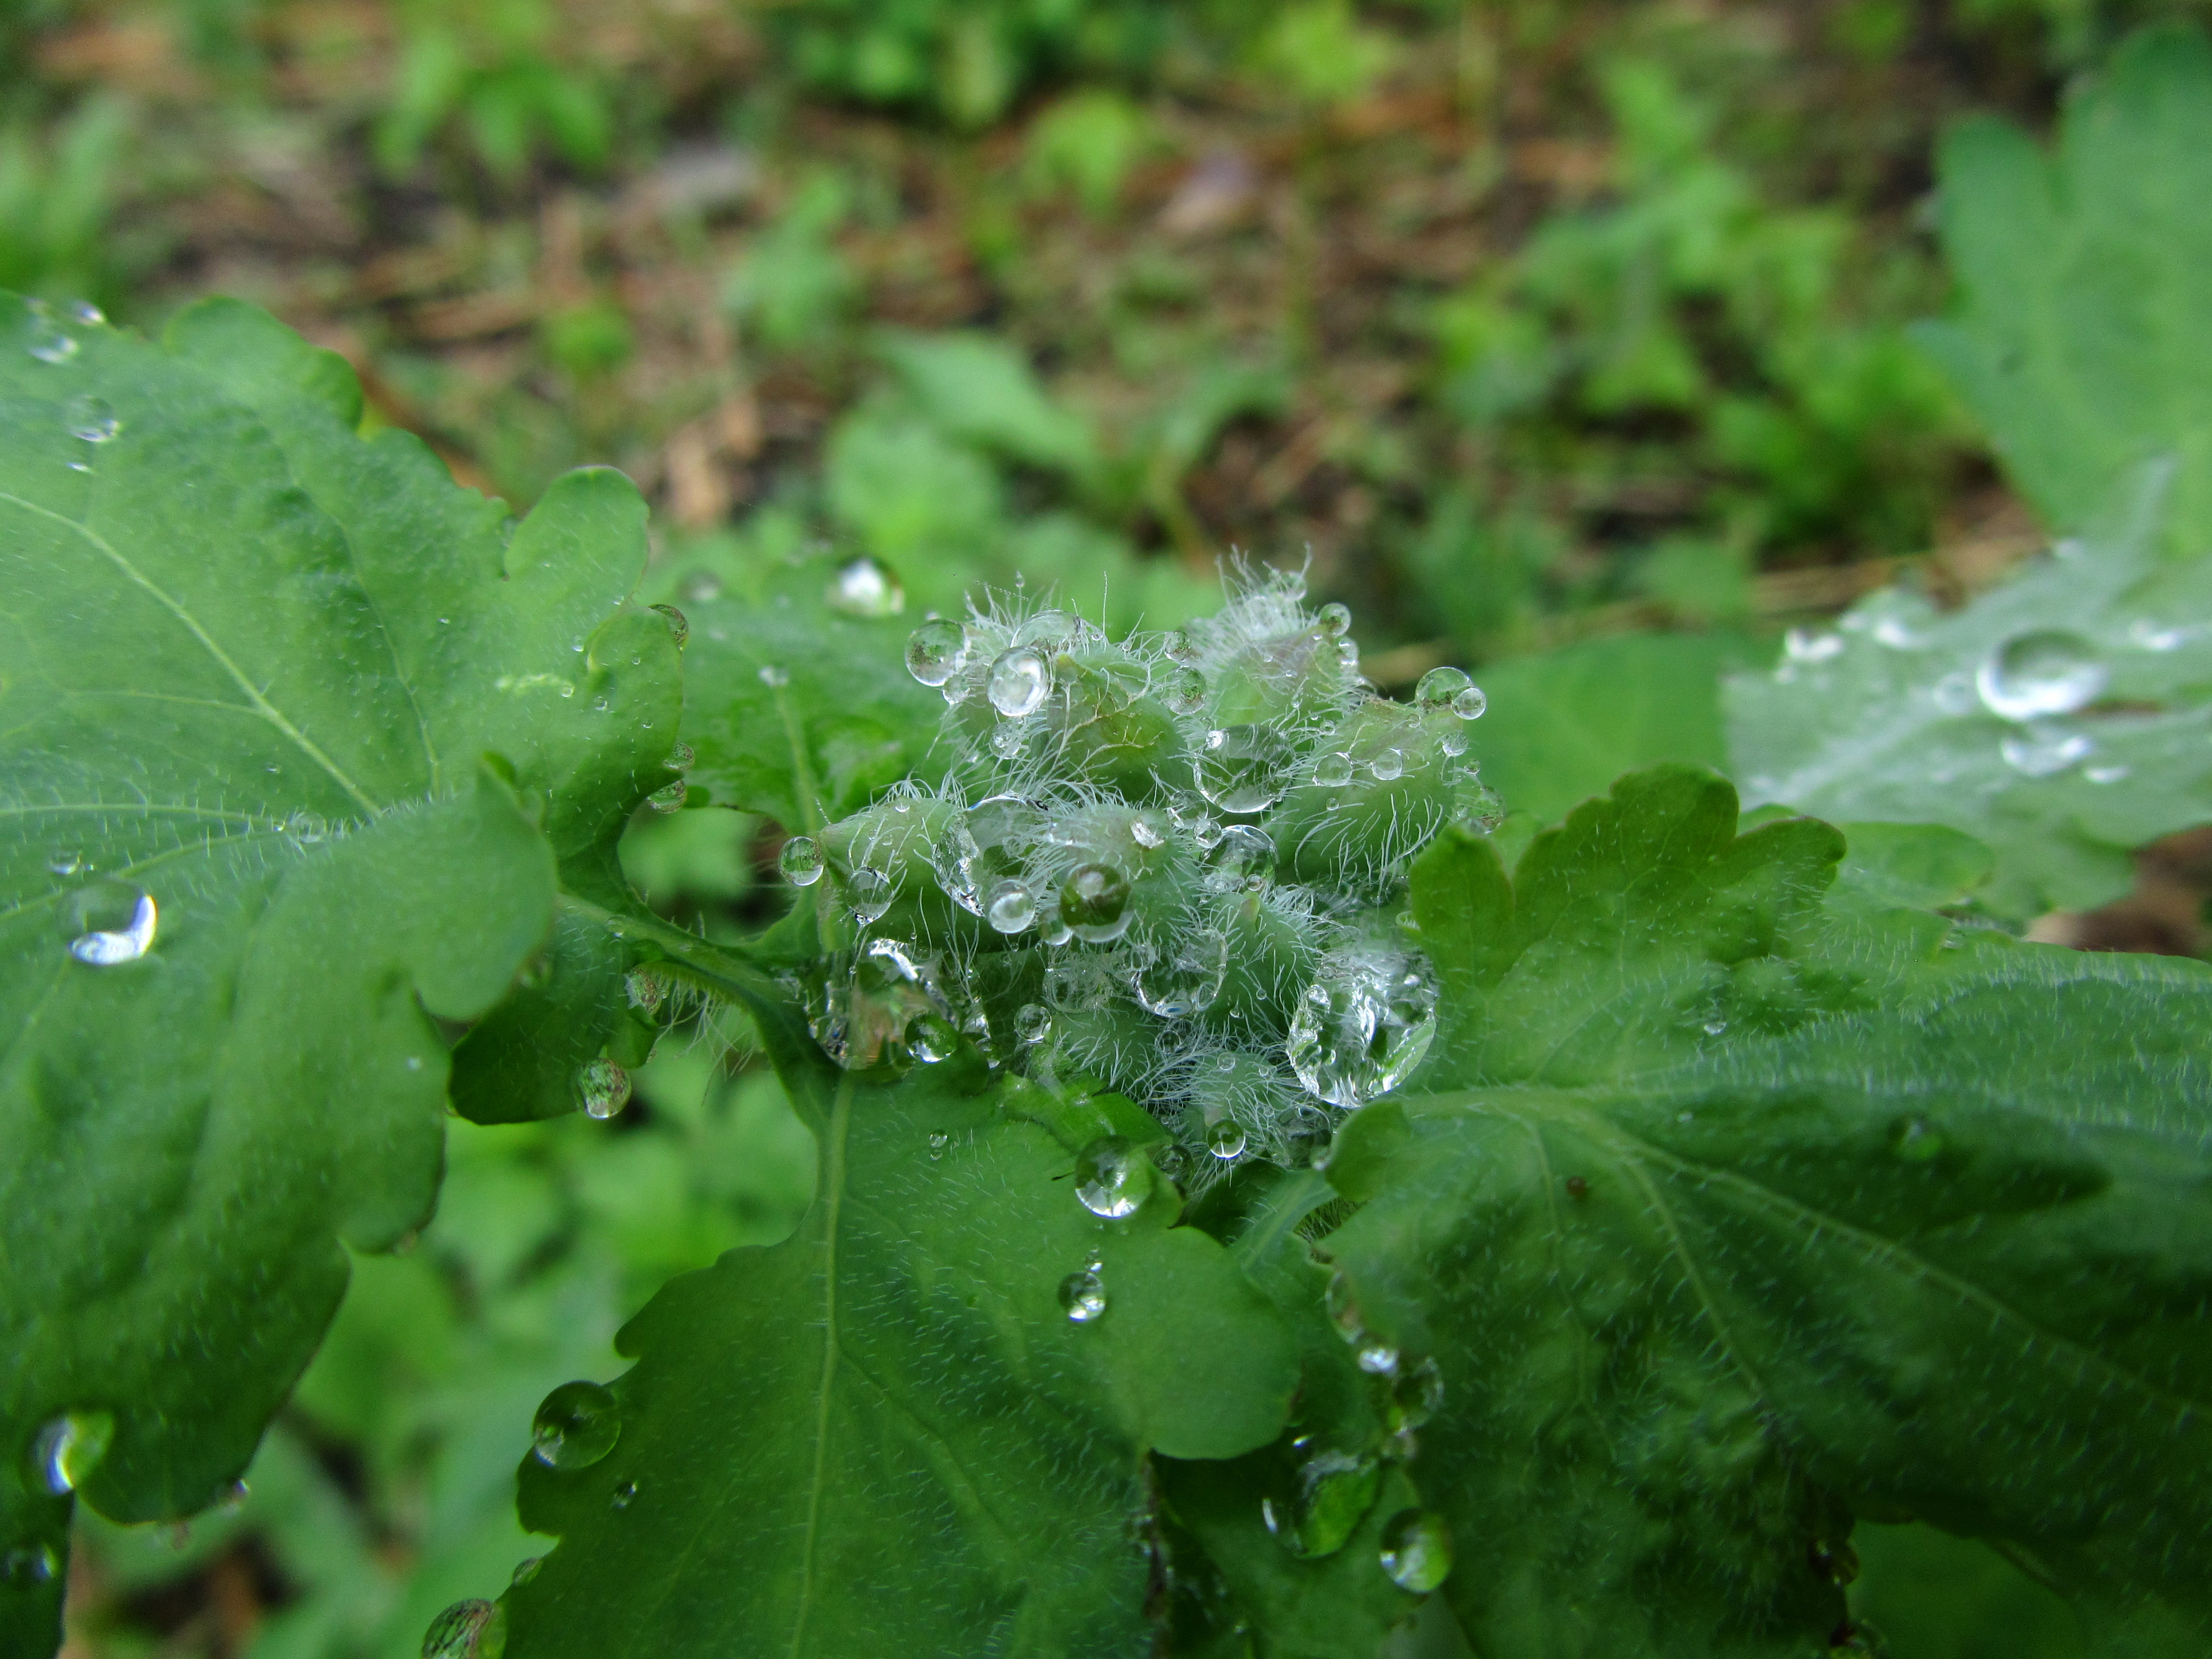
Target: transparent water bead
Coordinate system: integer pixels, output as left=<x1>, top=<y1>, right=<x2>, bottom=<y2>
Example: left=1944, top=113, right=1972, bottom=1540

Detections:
left=1136, top=928, right=1229, bottom=1017
left=65, top=881, right=157, bottom=966
left=2001, top=724, right=2093, bottom=777
left=421, top=1598, right=506, bottom=1659
left=649, top=603, right=689, bottom=648
left=1161, top=665, right=1206, bottom=714
left=611, top=1480, right=637, bottom=1509
left=1368, top=749, right=1405, bottom=782
left=907, top=1012, right=960, bottom=1063
left=1130, top=810, right=1168, bottom=850
left=1313, top=752, right=1354, bottom=788
left=1355, top=1339, right=1399, bottom=1375
left=845, top=866, right=895, bottom=925
left=624, top=966, right=667, bottom=1016
left=1205, top=1118, right=1248, bottom=1159
left=65, top=393, right=118, bottom=442
left=1262, top=1445, right=1381, bottom=1560
left=46, top=850, right=83, bottom=876
left=1059, top=1263, right=1108, bottom=1322
left=1977, top=630, right=2105, bottom=721
left=779, top=835, right=824, bottom=886
left=531, top=1380, right=621, bottom=1469
left=1286, top=956, right=1438, bottom=1108
left=1073, top=1136, right=1153, bottom=1219
left=1060, top=862, right=1133, bottom=943
left=66, top=299, right=103, bottom=325
left=575, top=1057, right=631, bottom=1119
left=1016, top=608, right=1079, bottom=648
left=1206, top=824, right=1275, bottom=893
left=985, top=879, right=1036, bottom=934
left=27, top=322, right=77, bottom=364
left=645, top=777, right=688, bottom=813
left=27, top=1409, right=114, bottom=1495
left=1317, top=602, right=1352, bottom=637
left=905, top=618, right=967, bottom=686
left=825, top=554, right=904, bottom=618
left=987, top=646, right=1052, bottom=717
left=1387, top=1359, right=1443, bottom=1432
left=1195, top=724, right=1291, bottom=815
left=2128, top=618, right=2189, bottom=652
left=1378, top=1509, right=1453, bottom=1592
left=1015, top=1003, right=1053, bottom=1045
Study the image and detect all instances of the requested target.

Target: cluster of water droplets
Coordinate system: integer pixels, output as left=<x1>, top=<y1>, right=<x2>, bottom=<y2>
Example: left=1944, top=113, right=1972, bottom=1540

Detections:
left=775, top=568, right=1499, bottom=1176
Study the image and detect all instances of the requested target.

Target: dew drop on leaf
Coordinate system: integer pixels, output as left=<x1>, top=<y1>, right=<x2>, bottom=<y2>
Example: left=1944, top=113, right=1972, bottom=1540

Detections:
left=1378, top=1508, right=1453, bottom=1592
left=845, top=866, right=895, bottom=925
left=46, top=850, right=83, bottom=876
left=63, top=881, right=156, bottom=966
left=27, top=323, right=77, bottom=364
left=1195, top=723, right=1290, bottom=814
left=645, top=778, right=689, bottom=813
left=574, top=1057, right=631, bottom=1119
left=1058, top=1264, right=1107, bottom=1322
left=286, top=811, right=329, bottom=844
left=1414, top=666, right=1473, bottom=710
left=825, top=554, right=904, bottom=618
left=65, top=299, right=102, bottom=325
left=1073, top=1136, right=1152, bottom=1219
left=1014, top=1003, right=1053, bottom=1045
left=1136, top=928, right=1228, bottom=1017
left=1387, top=1358, right=1443, bottom=1432
left=1313, top=752, right=1353, bottom=788
left=1368, top=749, right=1405, bottom=782
left=1205, top=825, right=1274, bottom=894
left=1205, top=1118, right=1247, bottom=1160
left=26, top=1408, right=114, bottom=1495
left=927, top=1132, right=949, bottom=1161
left=985, top=879, right=1036, bottom=934
left=624, top=967, right=667, bottom=1017
left=64, top=393, right=118, bottom=442
left=1264, top=1447, right=1381, bottom=1560
left=648, top=602, right=688, bottom=648
left=1316, top=602, right=1352, bottom=637
left=530, top=1380, right=621, bottom=1470
left=904, top=618, right=966, bottom=686
left=421, top=1598, right=506, bottom=1659
left=1130, top=810, right=1168, bottom=849
left=1450, top=685, right=1486, bottom=720
left=508, top=1555, right=544, bottom=1588
left=988, top=646, right=1052, bottom=717
left=907, top=1012, right=959, bottom=1063
left=1999, top=723, right=2092, bottom=777
left=778, top=835, right=824, bottom=886
left=1161, top=665, right=1206, bottom=714
left=1977, top=629, right=2105, bottom=720
left=610, top=1480, right=638, bottom=1509
left=1355, top=1339, right=1399, bottom=1376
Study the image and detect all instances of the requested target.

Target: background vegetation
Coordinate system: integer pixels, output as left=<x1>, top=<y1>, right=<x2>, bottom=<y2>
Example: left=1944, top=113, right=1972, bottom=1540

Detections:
left=21, top=1, right=2209, bottom=1654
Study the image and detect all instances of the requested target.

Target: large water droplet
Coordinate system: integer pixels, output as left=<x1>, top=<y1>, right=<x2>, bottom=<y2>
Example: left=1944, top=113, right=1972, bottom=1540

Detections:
left=845, top=866, right=895, bottom=926
left=986, top=879, right=1036, bottom=934
left=1317, top=602, right=1352, bottom=637
left=779, top=835, right=824, bottom=886
left=1450, top=685, right=1486, bottom=720
left=645, top=777, right=688, bottom=813
left=64, top=881, right=156, bottom=965
left=66, top=299, right=103, bottom=326
left=1355, top=1339, right=1399, bottom=1375
left=1205, top=824, right=1275, bottom=894
left=575, top=1057, right=631, bottom=1119
left=1977, top=630, right=2105, bottom=721
left=648, top=603, right=689, bottom=648
left=907, top=1012, right=960, bottom=1063
left=988, top=646, right=1052, bottom=717
left=1263, top=1447, right=1381, bottom=1560
left=28, top=323, right=77, bottom=364
left=531, top=1380, right=621, bottom=1470
left=825, top=554, right=904, bottom=618
left=2000, top=723, right=2092, bottom=777
left=1195, top=724, right=1291, bottom=814
left=1368, top=749, right=1405, bottom=783
left=1059, top=1264, right=1108, bottom=1322
left=1387, top=1358, right=1443, bottom=1432
left=1059, top=863, right=1133, bottom=944
left=1414, top=666, right=1473, bottom=710
left=1161, top=665, right=1206, bottom=714
left=624, top=966, right=668, bottom=1016
left=1205, top=1118, right=1248, bottom=1159
left=285, top=811, right=330, bottom=845
left=1074, top=1136, right=1153, bottom=1219
left=1135, top=928, right=1228, bottom=1017
left=65, top=393, right=118, bottom=443
left=46, top=850, right=83, bottom=876
left=1130, top=810, right=1168, bottom=849
left=905, top=618, right=967, bottom=686
left=1313, top=752, right=1353, bottom=788
left=27, top=1409, right=114, bottom=1495
left=1285, top=953, right=1438, bottom=1107
left=421, top=1598, right=506, bottom=1659
left=1378, top=1509, right=1453, bottom=1592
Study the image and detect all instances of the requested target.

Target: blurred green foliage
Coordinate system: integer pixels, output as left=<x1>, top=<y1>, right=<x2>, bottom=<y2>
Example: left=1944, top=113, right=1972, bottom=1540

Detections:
left=377, top=0, right=612, bottom=182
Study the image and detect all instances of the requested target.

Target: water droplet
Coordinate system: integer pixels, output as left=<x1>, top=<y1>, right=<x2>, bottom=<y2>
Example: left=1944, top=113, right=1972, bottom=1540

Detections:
left=26, top=1409, right=114, bottom=1494
left=624, top=967, right=667, bottom=1016
left=1894, top=1117, right=1943, bottom=1162
left=1355, top=1339, right=1399, bottom=1375
left=905, top=618, right=967, bottom=686
left=1368, top=749, right=1405, bottom=783
left=1205, top=1118, right=1247, bottom=1159
left=2000, top=723, right=2092, bottom=777
left=663, top=742, right=694, bottom=774
left=907, top=1012, right=960, bottom=1063
left=1161, top=665, right=1206, bottom=714
left=508, top=1555, right=544, bottom=1588
left=1414, top=666, right=1473, bottom=710
left=1195, top=724, right=1291, bottom=814
left=1388, top=1358, right=1443, bottom=1431
left=1059, top=1265, right=1108, bottom=1322
left=1313, top=752, right=1353, bottom=788
left=64, top=881, right=156, bottom=966
left=65, top=393, right=118, bottom=442
left=46, top=850, right=83, bottom=876
left=1263, top=1447, right=1381, bottom=1560
left=1015, top=1004, right=1053, bottom=1045
left=1136, top=928, right=1228, bottom=1017
left=779, top=836, right=824, bottom=886
left=845, top=866, right=895, bottom=926
left=826, top=554, right=905, bottom=618
left=28, top=323, right=77, bottom=364
left=1784, top=627, right=1845, bottom=664
left=1378, top=1509, right=1453, bottom=1592
left=1190, top=815, right=1224, bottom=850
left=2085, top=763, right=2131, bottom=784
left=646, top=778, right=689, bottom=813
left=1130, top=810, right=1168, bottom=850
left=1074, top=1136, right=1152, bottom=1218
left=1451, top=685, right=1486, bottom=720
left=641, top=603, right=688, bottom=650
left=986, top=879, right=1036, bottom=933
left=531, top=1380, right=620, bottom=1469
left=1206, top=824, right=1275, bottom=894
left=1978, top=630, right=2105, bottom=721
left=610, top=1480, right=638, bottom=1509
left=422, top=1599, right=506, bottom=1659
left=592, top=696, right=611, bottom=713
left=575, top=1057, right=631, bottom=1119
left=1286, top=953, right=1438, bottom=1107
left=286, top=811, right=329, bottom=844
left=1317, top=602, right=1352, bottom=637
left=66, top=299, right=103, bottom=326
left=1060, top=863, right=1133, bottom=943
left=758, top=664, right=790, bottom=687
left=988, top=646, right=1052, bottom=717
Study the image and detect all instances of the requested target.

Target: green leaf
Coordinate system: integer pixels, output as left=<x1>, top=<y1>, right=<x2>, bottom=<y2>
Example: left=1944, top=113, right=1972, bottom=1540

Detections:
left=676, top=561, right=946, bottom=833
left=1722, top=476, right=2212, bottom=917
left=876, top=329, right=1101, bottom=480
left=1913, top=24, right=2212, bottom=556
left=503, top=1020, right=1299, bottom=1658
left=1326, top=770, right=2212, bottom=1655
left=0, top=295, right=676, bottom=1641
left=1464, top=632, right=1756, bottom=825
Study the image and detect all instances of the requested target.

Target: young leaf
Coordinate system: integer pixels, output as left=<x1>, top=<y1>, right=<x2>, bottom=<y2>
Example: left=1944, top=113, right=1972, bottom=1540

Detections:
left=1328, top=771, right=2212, bottom=1654
left=1722, top=475, right=2212, bottom=917
left=0, top=295, right=675, bottom=1641
left=502, top=1009, right=1299, bottom=1658
left=1913, top=24, right=2212, bottom=556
